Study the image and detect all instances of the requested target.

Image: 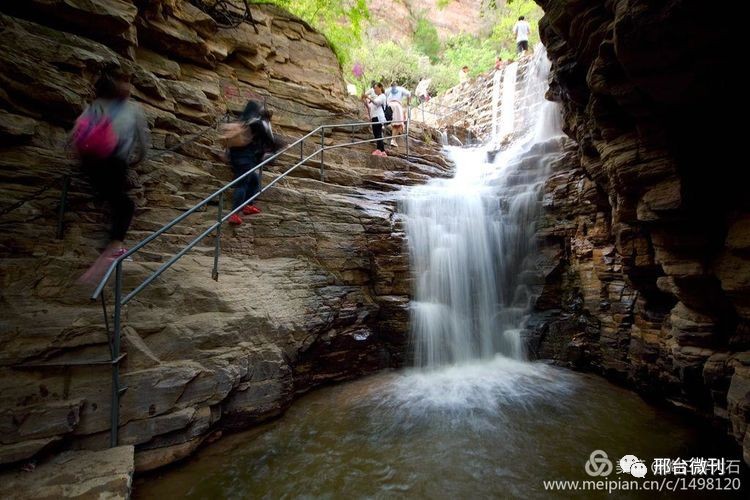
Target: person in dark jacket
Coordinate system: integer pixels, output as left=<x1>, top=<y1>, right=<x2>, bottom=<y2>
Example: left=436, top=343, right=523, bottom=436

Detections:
left=224, top=100, right=275, bottom=225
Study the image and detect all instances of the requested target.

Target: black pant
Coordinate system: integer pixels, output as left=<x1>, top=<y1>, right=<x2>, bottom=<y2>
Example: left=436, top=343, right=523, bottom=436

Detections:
left=231, top=165, right=261, bottom=210
left=83, top=156, right=134, bottom=242
left=517, top=40, right=529, bottom=52
left=371, top=118, right=384, bottom=152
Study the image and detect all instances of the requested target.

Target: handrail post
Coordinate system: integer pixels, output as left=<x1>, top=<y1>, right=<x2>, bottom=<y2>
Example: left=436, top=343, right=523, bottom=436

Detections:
left=406, top=105, right=410, bottom=162
left=319, top=128, right=325, bottom=182
left=56, top=174, right=71, bottom=240
left=109, top=261, right=123, bottom=447
left=351, top=125, right=354, bottom=143
left=421, top=102, right=425, bottom=123
left=299, top=138, right=304, bottom=162
left=212, top=192, right=223, bottom=281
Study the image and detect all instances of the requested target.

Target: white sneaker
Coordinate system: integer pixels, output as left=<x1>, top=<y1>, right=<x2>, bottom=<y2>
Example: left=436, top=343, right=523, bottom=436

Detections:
left=390, top=140, right=398, bottom=147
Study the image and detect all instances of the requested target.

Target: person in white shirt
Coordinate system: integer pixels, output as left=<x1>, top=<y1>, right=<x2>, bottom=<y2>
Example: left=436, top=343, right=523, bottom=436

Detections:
left=458, top=66, right=469, bottom=84
left=415, top=77, right=431, bottom=104
left=513, top=16, right=532, bottom=55
left=386, top=82, right=411, bottom=147
left=362, top=82, right=387, bottom=156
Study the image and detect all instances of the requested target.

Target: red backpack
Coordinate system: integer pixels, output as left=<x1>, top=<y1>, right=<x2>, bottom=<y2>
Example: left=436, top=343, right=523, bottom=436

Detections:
left=72, top=103, right=120, bottom=159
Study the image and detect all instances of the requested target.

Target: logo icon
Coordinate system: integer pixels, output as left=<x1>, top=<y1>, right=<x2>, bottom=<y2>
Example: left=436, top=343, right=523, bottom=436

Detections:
left=585, top=450, right=613, bottom=477
left=631, top=462, right=648, bottom=478
left=617, top=454, right=648, bottom=478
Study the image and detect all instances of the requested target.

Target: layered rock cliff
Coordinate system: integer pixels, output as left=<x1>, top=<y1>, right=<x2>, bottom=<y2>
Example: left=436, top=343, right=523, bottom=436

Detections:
left=0, top=0, right=451, bottom=471
left=528, top=0, right=747, bottom=463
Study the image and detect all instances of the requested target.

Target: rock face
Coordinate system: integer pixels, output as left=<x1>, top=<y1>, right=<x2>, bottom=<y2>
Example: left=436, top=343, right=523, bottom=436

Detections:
left=418, top=70, right=497, bottom=143
left=368, top=0, right=486, bottom=43
left=527, top=0, right=747, bottom=462
left=0, top=446, right=135, bottom=499
left=0, top=0, right=451, bottom=471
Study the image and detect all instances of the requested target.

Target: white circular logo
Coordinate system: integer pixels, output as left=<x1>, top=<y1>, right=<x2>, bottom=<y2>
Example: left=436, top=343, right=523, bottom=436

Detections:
left=585, top=450, right=613, bottom=477
left=631, top=462, right=648, bottom=478
left=619, top=455, right=639, bottom=474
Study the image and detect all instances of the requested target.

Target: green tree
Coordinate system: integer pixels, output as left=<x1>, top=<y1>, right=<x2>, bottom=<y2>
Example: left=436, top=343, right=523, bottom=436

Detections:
left=413, top=17, right=441, bottom=63
left=442, top=34, right=497, bottom=76
left=351, top=41, right=458, bottom=96
left=260, top=0, right=369, bottom=66
left=485, top=0, right=542, bottom=56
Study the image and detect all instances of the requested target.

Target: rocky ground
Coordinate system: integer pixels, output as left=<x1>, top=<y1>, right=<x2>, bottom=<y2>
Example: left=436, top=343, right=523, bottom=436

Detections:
left=0, top=446, right=135, bottom=499
left=0, top=0, right=453, bottom=480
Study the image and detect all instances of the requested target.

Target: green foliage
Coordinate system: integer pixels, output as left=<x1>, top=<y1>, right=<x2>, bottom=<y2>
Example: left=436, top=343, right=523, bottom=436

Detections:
left=413, top=17, right=441, bottom=63
left=442, top=34, right=497, bottom=77
left=352, top=41, right=425, bottom=91
left=485, top=0, right=542, bottom=55
left=259, top=0, right=369, bottom=66
left=258, top=0, right=543, bottom=98
left=350, top=41, right=457, bottom=96
left=427, top=62, right=459, bottom=95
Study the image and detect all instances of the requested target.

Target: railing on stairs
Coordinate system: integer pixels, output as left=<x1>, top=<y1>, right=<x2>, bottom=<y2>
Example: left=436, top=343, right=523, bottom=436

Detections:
left=90, top=111, right=415, bottom=447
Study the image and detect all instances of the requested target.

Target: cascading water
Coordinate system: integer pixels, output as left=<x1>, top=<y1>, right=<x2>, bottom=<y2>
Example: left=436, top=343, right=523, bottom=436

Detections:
left=404, top=46, right=564, bottom=369
left=490, top=68, right=501, bottom=140
left=497, top=61, right=518, bottom=141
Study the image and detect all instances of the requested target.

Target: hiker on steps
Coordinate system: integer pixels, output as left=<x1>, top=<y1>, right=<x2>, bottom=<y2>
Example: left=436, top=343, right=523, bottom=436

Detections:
left=386, top=82, right=411, bottom=148
left=73, top=69, right=149, bottom=285
left=219, top=100, right=275, bottom=226
left=362, top=82, right=387, bottom=157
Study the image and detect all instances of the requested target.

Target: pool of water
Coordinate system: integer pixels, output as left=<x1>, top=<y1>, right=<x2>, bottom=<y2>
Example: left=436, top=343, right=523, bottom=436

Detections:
left=135, top=358, right=745, bottom=499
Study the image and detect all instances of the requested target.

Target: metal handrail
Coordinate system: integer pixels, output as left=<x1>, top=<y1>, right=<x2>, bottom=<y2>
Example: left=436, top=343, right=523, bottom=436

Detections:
left=90, top=112, right=413, bottom=447
left=91, top=118, right=408, bottom=300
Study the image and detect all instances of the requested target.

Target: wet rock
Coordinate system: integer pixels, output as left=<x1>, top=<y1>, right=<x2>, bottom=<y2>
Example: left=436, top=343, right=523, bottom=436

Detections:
left=528, top=0, right=743, bottom=462
left=0, top=446, right=135, bottom=499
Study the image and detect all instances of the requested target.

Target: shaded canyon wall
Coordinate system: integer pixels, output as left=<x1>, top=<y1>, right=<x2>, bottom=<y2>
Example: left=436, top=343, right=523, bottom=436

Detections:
left=528, top=0, right=747, bottom=463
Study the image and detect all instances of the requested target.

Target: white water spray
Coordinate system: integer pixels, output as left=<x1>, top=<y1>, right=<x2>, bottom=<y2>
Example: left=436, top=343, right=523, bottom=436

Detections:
left=497, top=62, right=518, bottom=142
left=490, top=69, right=501, bottom=140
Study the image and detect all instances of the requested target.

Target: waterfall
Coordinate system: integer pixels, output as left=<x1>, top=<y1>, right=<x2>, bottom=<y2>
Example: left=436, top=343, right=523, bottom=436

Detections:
left=497, top=62, right=518, bottom=142
left=490, top=69, right=501, bottom=140
left=404, top=46, right=564, bottom=369
left=438, top=130, right=448, bottom=145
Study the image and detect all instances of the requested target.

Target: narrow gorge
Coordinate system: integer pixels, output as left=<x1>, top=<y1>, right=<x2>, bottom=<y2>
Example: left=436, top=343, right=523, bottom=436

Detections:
left=0, top=0, right=745, bottom=498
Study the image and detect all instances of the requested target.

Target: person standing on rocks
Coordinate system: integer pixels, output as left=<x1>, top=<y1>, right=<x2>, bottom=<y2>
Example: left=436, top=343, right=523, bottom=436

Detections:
left=220, top=100, right=275, bottom=226
left=459, top=66, right=470, bottom=84
left=386, top=82, right=411, bottom=148
left=513, top=16, right=532, bottom=55
left=415, top=77, right=431, bottom=105
left=362, top=83, right=387, bottom=157
left=74, top=69, right=149, bottom=284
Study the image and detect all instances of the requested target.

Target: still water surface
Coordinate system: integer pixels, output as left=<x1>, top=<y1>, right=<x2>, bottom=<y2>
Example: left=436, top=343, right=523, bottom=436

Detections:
left=135, top=358, right=744, bottom=499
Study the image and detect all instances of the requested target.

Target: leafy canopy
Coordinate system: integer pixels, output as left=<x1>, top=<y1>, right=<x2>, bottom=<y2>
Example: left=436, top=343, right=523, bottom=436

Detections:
left=258, top=0, right=543, bottom=96
left=259, top=0, right=369, bottom=66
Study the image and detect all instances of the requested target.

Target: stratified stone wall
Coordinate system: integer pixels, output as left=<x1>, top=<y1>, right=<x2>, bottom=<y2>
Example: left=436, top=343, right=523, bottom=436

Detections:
left=0, top=0, right=452, bottom=470
left=529, top=0, right=747, bottom=464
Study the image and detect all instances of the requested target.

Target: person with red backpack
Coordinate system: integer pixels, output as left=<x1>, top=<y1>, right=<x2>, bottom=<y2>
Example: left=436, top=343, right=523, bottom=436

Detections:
left=74, top=70, right=148, bottom=283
